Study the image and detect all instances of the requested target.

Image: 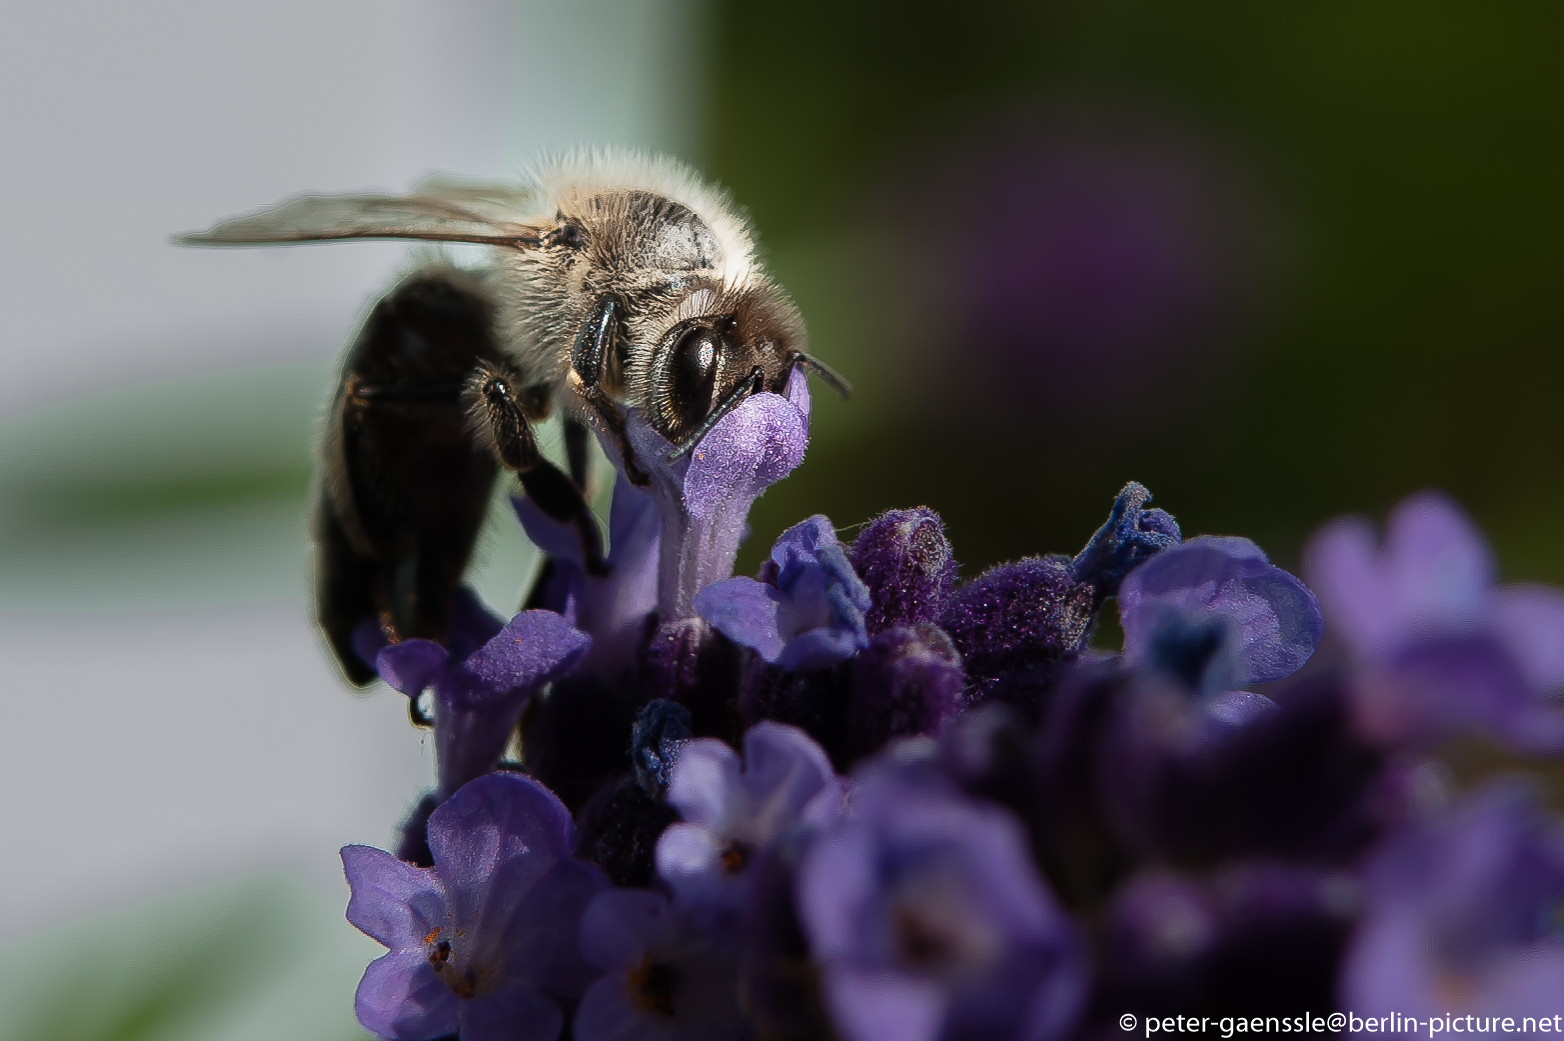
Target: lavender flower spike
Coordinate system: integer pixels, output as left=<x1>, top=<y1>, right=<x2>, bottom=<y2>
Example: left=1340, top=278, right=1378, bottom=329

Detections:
left=1119, top=535, right=1322, bottom=695
left=377, top=609, right=591, bottom=798
left=696, top=514, right=872, bottom=672
left=342, top=773, right=604, bottom=1041
left=623, top=364, right=811, bottom=620
left=656, top=720, right=842, bottom=910
left=798, top=759, right=1088, bottom=1041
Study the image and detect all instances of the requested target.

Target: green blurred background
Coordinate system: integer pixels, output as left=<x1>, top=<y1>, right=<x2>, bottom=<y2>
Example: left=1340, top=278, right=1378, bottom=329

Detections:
left=3, top=1, right=1562, bottom=1038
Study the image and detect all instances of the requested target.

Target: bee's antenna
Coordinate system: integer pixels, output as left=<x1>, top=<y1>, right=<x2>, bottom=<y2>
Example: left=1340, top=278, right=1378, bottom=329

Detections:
left=665, top=367, right=765, bottom=463
left=792, top=352, right=852, bottom=400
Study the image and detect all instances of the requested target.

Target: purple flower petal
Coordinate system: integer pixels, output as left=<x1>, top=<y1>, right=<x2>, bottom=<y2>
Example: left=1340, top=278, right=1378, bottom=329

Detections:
left=578, top=886, right=670, bottom=969
left=1306, top=492, right=1564, bottom=753
left=684, top=366, right=811, bottom=522
left=664, top=737, right=744, bottom=832
left=658, top=722, right=839, bottom=910
left=823, top=969, right=946, bottom=1041
left=739, top=721, right=837, bottom=833
left=1493, top=584, right=1564, bottom=695
left=1342, top=782, right=1564, bottom=1019
left=701, top=514, right=870, bottom=673
left=1070, top=481, right=1181, bottom=597
left=499, top=857, right=606, bottom=1000
left=426, top=773, right=577, bottom=897
left=462, top=610, right=593, bottom=697
left=628, top=365, right=812, bottom=620
left=574, top=887, right=746, bottom=1041
left=1120, top=535, right=1321, bottom=687
left=798, top=761, right=1087, bottom=1041
left=513, top=493, right=589, bottom=569
left=375, top=639, right=451, bottom=697
left=1306, top=492, right=1495, bottom=658
left=354, top=949, right=460, bottom=1041
left=694, top=576, right=785, bottom=662
left=341, top=844, right=445, bottom=949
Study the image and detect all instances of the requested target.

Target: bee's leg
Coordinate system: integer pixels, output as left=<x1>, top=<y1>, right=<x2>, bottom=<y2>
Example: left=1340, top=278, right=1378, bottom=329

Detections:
left=568, top=296, right=651, bottom=487
left=468, top=363, right=607, bottom=575
left=563, top=414, right=593, bottom=490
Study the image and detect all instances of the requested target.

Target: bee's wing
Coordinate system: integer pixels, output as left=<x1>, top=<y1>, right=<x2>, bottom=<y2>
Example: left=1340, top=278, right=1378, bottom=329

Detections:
left=177, top=191, right=547, bottom=249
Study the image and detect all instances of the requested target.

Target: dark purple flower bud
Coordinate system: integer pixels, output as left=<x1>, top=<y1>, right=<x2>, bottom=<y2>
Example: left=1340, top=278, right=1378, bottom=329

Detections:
left=574, top=774, right=679, bottom=889
left=939, top=554, right=1099, bottom=718
left=797, top=759, right=1088, bottom=1041
left=1103, top=863, right=1356, bottom=1018
left=575, top=888, right=746, bottom=1041
left=1306, top=491, right=1564, bottom=753
left=1070, top=481, right=1181, bottom=597
left=657, top=721, right=843, bottom=912
left=622, top=365, right=811, bottom=621
left=1341, top=782, right=1564, bottom=1022
left=1119, top=535, right=1322, bottom=694
left=376, top=609, right=591, bottom=800
left=847, top=622, right=967, bottom=761
left=514, top=471, right=660, bottom=679
left=341, top=773, right=605, bottom=1041
left=631, top=698, right=693, bottom=798
left=850, top=507, right=959, bottom=633
left=696, top=514, right=871, bottom=673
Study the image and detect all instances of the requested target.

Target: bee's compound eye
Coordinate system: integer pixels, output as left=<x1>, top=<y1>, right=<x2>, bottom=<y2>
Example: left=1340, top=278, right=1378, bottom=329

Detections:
left=670, top=325, right=720, bottom=430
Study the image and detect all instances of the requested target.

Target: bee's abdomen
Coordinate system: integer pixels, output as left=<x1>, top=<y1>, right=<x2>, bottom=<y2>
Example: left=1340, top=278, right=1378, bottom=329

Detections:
left=316, top=270, right=506, bottom=684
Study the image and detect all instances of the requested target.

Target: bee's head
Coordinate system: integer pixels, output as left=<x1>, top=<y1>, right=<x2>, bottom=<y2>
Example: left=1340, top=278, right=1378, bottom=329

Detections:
left=530, top=180, right=838, bottom=454
left=642, top=280, right=808, bottom=447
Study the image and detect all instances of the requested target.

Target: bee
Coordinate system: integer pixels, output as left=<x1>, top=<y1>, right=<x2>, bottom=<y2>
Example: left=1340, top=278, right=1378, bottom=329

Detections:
left=182, top=150, right=849, bottom=685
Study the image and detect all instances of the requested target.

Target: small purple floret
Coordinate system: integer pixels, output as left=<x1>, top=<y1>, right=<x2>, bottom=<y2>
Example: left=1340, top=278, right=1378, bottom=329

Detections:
left=623, top=365, right=811, bottom=621
left=656, top=721, right=842, bottom=910
left=1306, top=491, right=1564, bottom=751
left=797, top=760, right=1088, bottom=1041
left=342, top=772, right=605, bottom=1041
left=1119, top=535, right=1322, bottom=693
left=575, top=888, right=746, bottom=1041
left=376, top=609, right=591, bottom=798
left=514, top=471, right=661, bottom=678
left=847, top=622, right=968, bottom=760
left=1341, top=782, right=1564, bottom=1023
left=696, top=514, right=871, bottom=672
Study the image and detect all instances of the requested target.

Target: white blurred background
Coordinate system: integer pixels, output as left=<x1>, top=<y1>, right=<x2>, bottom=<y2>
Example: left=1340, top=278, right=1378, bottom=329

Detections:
left=0, top=2, right=703, bottom=1037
